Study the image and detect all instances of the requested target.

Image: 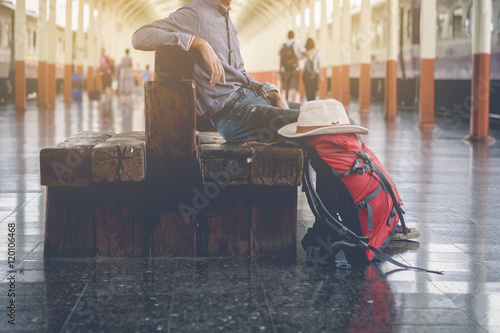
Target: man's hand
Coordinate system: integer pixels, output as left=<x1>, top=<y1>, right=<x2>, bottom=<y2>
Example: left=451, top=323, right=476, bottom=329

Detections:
left=191, top=37, right=225, bottom=86
left=267, top=91, right=289, bottom=109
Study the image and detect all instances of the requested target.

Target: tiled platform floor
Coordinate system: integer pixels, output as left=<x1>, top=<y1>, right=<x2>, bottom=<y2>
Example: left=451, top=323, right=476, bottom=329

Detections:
left=0, top=92, right=499, bottom=332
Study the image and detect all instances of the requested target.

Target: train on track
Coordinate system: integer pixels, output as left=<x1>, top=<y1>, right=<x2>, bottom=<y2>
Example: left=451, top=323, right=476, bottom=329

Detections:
left=344, top=0, right=500, bottom=118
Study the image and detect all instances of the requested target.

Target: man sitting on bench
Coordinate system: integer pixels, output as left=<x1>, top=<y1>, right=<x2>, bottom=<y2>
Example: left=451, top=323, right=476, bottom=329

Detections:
left=132, top=0, right=300, bottom=143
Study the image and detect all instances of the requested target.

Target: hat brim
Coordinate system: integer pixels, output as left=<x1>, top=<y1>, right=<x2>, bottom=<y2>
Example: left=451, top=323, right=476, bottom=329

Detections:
left=278, top=122, right=369, bottom=138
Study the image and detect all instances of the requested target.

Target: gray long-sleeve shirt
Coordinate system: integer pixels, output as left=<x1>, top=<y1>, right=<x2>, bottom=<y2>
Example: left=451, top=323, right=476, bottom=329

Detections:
left=132, top=0, right=279, bottom=118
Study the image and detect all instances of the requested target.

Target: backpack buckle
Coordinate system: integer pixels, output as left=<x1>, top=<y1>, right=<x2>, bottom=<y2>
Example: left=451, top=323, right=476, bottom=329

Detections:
left=335, top=261, right=351, bottom=269
left=351, top=159, right=365, bottom=175
left=355, top=201, right=367, bottom=210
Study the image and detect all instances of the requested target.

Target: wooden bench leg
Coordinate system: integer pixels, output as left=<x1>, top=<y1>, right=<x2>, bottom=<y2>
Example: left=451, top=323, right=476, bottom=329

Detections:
left=95, top=183, right=146, bottom=257
left=144, top=79, right=198, bottom=257
left=251, top=186, right=297, bottom=260
left=44, top=186, right=96, bottom=257
left=144, top=183, right=197, bottom=257
left=195, top=185, right=297, bottom=259
left=148, top=209, right=197, bottom=257
left=197, top=186, right=251, bottom=257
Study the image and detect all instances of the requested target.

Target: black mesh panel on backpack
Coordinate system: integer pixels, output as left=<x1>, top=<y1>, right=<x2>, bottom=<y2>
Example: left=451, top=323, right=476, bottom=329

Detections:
left=301, top=148, right=369, bottom=266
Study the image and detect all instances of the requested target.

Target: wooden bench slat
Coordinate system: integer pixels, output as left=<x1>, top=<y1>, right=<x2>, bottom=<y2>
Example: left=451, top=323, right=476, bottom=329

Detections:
left=198, top=143, right=252, bottom=185
left=40, top=131, right=112, bottom=187
left=197, top=133, right=303, bottom=187
left=250, top=145, right=303, bottom=186
left=92, top=131, right=146, bottom=183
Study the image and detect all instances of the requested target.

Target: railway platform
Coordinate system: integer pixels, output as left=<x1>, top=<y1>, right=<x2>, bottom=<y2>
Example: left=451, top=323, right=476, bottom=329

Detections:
left=0, top=92, right=499, bottom=332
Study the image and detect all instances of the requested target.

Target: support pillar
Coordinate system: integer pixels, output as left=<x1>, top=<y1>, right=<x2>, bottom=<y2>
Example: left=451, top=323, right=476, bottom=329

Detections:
left=331, top=0, right=341, bottom=101
left=64, top=0, right=73, bottom=102
left=95, top=69, right=103, bottom=92
left=319, top=0, right=328, bottom=99
left=418, top=0, right=436, bottom=127
left=38, top=0, right=48, bottom=106
left=303, top=0, right=314, bottom=102
left=87, top=68, right=94, bottom=94
left=299, top=0, right=307, bottom=45
left=47, top=0, right=56, bottom=105
left=467, top=0, right=492, bottom=141
left=340, top=0, right=351, bottom=110
left=359, top=0, right=372, bottom=113
left=385, top=0, right=399, bottom=119
left=319, top=68, right=327, bottom=99
left=15, top=0, right=26, bottom=111
left=76, top=0, right=84, bottom=75
left=299, top=70, right=306, bottom=102
left=308, top=0, right=315, bottom=37
left=95, top=5, right=103, bottom=92
left=87, top=0, right=95, bottom=94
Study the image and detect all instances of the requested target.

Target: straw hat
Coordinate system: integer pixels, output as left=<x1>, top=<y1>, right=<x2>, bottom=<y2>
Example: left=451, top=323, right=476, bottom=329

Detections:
left=278, top=99, right=369, bottom=138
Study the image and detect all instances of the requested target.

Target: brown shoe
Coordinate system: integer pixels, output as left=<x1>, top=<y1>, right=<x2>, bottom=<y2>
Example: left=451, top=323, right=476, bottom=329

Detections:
left=391, top=225, right=420, bottom=241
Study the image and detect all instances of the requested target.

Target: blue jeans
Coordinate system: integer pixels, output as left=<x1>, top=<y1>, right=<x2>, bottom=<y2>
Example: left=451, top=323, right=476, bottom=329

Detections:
left=214, top=88, right=301, bottom=142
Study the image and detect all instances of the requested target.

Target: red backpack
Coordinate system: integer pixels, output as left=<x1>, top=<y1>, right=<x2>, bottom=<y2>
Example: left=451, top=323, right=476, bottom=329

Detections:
left=311, top=134, right=401, bottom=260
left=302, top=133, right=409, bottom=263
left=301, top=134, right=441, bottom=274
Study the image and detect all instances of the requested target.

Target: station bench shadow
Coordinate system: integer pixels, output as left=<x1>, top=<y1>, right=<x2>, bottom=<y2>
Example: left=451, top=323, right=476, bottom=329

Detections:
left=39, top=45, right=303, bottom=259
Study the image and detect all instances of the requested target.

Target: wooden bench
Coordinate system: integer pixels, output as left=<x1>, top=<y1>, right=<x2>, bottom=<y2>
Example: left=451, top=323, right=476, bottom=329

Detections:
left=40, top=45, right=303, bottom=259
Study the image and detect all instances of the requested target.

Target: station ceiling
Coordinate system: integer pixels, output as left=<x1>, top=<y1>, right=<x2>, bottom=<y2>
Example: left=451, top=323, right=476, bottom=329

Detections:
left=106, top=0, right=302, bottom=42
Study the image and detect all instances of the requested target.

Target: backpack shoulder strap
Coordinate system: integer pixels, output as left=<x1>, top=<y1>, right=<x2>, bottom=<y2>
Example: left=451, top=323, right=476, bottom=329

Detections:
left=303, top=146, right=364, bottom=244
left=354, top=150, right=408, bottom=235
left=306, top=145, right=363, bottom=235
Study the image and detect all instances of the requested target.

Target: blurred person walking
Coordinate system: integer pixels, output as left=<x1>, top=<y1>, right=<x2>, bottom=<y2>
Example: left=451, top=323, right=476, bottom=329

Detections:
left=99, top=48, right=114, bottom=95
left=302, top=38, right=322, bottom=101
left=141, top=65, right=152, bottom=86
left=118, top=49, right=135, bottom=101
left=279, top=31, right=305, bottom=102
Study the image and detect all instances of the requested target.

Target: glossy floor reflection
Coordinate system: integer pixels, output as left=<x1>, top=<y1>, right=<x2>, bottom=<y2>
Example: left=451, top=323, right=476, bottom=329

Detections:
left=0, top=91, right=499, bottom=332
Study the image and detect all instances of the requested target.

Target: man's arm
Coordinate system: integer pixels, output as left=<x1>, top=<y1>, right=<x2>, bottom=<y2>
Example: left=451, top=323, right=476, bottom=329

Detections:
left=295, top=42, right=306, bottom=58
left=131, top=8, right=198, bottom=52
left=190, top=38, right=225, bottom=87
left=267, top=90, right=289, bottom=109
left=132, top=8, right=226, bottom=87
left=247, top=73, right=288, bottom=109
left=236, top=61, right=288, bottom=108
left=247, top=74, right=289, bottom=109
